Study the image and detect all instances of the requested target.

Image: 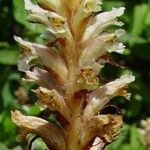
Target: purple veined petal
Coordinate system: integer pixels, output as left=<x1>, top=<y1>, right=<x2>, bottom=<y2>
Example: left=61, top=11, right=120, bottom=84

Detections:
left=25, top=67, right=64, bottom=93
left=83, top=74, right=135, bottom=119
left=14, top=36, right=68, bottom=83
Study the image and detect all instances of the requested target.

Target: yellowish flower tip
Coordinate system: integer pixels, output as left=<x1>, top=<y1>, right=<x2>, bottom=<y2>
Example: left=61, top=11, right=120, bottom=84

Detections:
left=77, top=68, right=99, bottom=90
left=11, top=110, right=21, bottom=126
left=83, top=0, right=102, bottom=13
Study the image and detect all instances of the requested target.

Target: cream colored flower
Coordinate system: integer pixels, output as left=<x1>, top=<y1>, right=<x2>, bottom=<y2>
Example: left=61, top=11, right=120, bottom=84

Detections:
left=12, top=0, right=134, bottom=150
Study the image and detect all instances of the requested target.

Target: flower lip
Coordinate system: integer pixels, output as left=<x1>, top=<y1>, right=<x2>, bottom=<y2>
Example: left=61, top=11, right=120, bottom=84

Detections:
left=82, top=7, right=125, bottom=42
left=24, top=0, right=70, bottom=39
left=11, top=110, right=66, bottom=150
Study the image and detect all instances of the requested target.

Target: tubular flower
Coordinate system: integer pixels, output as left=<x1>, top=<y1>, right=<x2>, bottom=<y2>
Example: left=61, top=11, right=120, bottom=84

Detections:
left=11, top=0, right=135, bottom=150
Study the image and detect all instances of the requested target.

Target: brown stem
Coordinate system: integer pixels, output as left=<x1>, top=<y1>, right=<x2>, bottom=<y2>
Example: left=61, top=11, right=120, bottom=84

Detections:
left=65, top=98, right=84, bottom=150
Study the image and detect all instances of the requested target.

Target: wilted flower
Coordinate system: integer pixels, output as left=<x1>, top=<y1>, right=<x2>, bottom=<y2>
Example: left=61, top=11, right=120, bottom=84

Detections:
left=11, top=0, right=135, bottom=150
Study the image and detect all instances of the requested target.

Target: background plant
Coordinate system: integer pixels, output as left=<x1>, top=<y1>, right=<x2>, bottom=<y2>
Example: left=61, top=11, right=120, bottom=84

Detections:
left=0, top=0, right=150, bottom=150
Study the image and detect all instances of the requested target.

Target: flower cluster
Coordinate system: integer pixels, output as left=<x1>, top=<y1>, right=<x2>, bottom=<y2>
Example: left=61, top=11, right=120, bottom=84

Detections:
left=11, top=0, right=135, bottom=150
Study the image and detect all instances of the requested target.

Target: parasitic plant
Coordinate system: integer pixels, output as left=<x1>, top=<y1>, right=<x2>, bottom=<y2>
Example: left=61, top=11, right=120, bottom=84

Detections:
left=11, top=0, right=135, bottom=150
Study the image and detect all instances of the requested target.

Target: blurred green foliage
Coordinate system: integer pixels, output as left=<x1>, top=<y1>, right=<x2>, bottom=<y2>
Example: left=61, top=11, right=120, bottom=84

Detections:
left=0, top=0, right=150, bottom=149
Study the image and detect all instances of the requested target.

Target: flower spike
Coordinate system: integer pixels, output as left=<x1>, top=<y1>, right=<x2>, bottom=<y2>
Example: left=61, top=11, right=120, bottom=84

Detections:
left=12, top=1, right=134, bottom=149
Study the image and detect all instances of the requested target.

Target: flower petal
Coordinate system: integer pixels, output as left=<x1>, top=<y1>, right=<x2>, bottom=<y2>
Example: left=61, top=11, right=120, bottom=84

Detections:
left=81, top=115, right=123, bottom=147
left=82, top=7, right=125, bottom=42
left=15, top=36, right=68, bottom=83
left=24, top=0, right=72, bottom=39
left=72, top=0, right=102, bottom=38
left=79, top=30, right=125, bottom=71
left=76, top=68, right=100, bottom=91
left=11, top=110, right=66, bottom=150
left=24, top=67, right=64, bottom=93
left=97, top=74, right=135, bottom=96
left=90, top=137, right=105, bottom=150
left=35, top=87, right=71, bottom=122
left=81, top=115, right=109, bottom=147
left=83, top=74, right=135, bottom=119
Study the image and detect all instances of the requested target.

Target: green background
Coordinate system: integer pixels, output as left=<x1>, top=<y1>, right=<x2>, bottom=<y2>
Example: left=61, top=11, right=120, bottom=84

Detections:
left=0, top=0, right=150, bottom=149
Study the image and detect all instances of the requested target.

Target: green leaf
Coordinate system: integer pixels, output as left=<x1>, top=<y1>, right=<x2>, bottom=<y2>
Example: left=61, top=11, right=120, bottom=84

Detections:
left=0, top=143, right=8, bottom=150
left=13, top=0, right=44, bottom=34
left=11, top=146, right=22, bottom=150
left=23, top=105, right=41, bottom=116
left=131, top=4, right=149, bottom=36
left=1, top=81, right=15, bottom=107
left=1, top=73, right=20, bottom=107
left=130, top=126, right=140, bottom=148
left=106, top=125, right=129, bottom=150
left=130, top=126, right=146, bottom=150
left=121, top=145, right=132, bottom=150
left=145, top=9, right=150, bottom=26
left=103, top=1, right=125, bottom=10
left=0, top=113, right=17, bottom=146
left=3, top=116, right=16, bottom=134
left=123, top=32, right=147, bottom=46
left=0, top=42, right=9, bottom=48
left=0, top=49, right=18, bottom=65
left=31, top=138, right=48, bottom=150
left=13, top=0, right=26, bottom=25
